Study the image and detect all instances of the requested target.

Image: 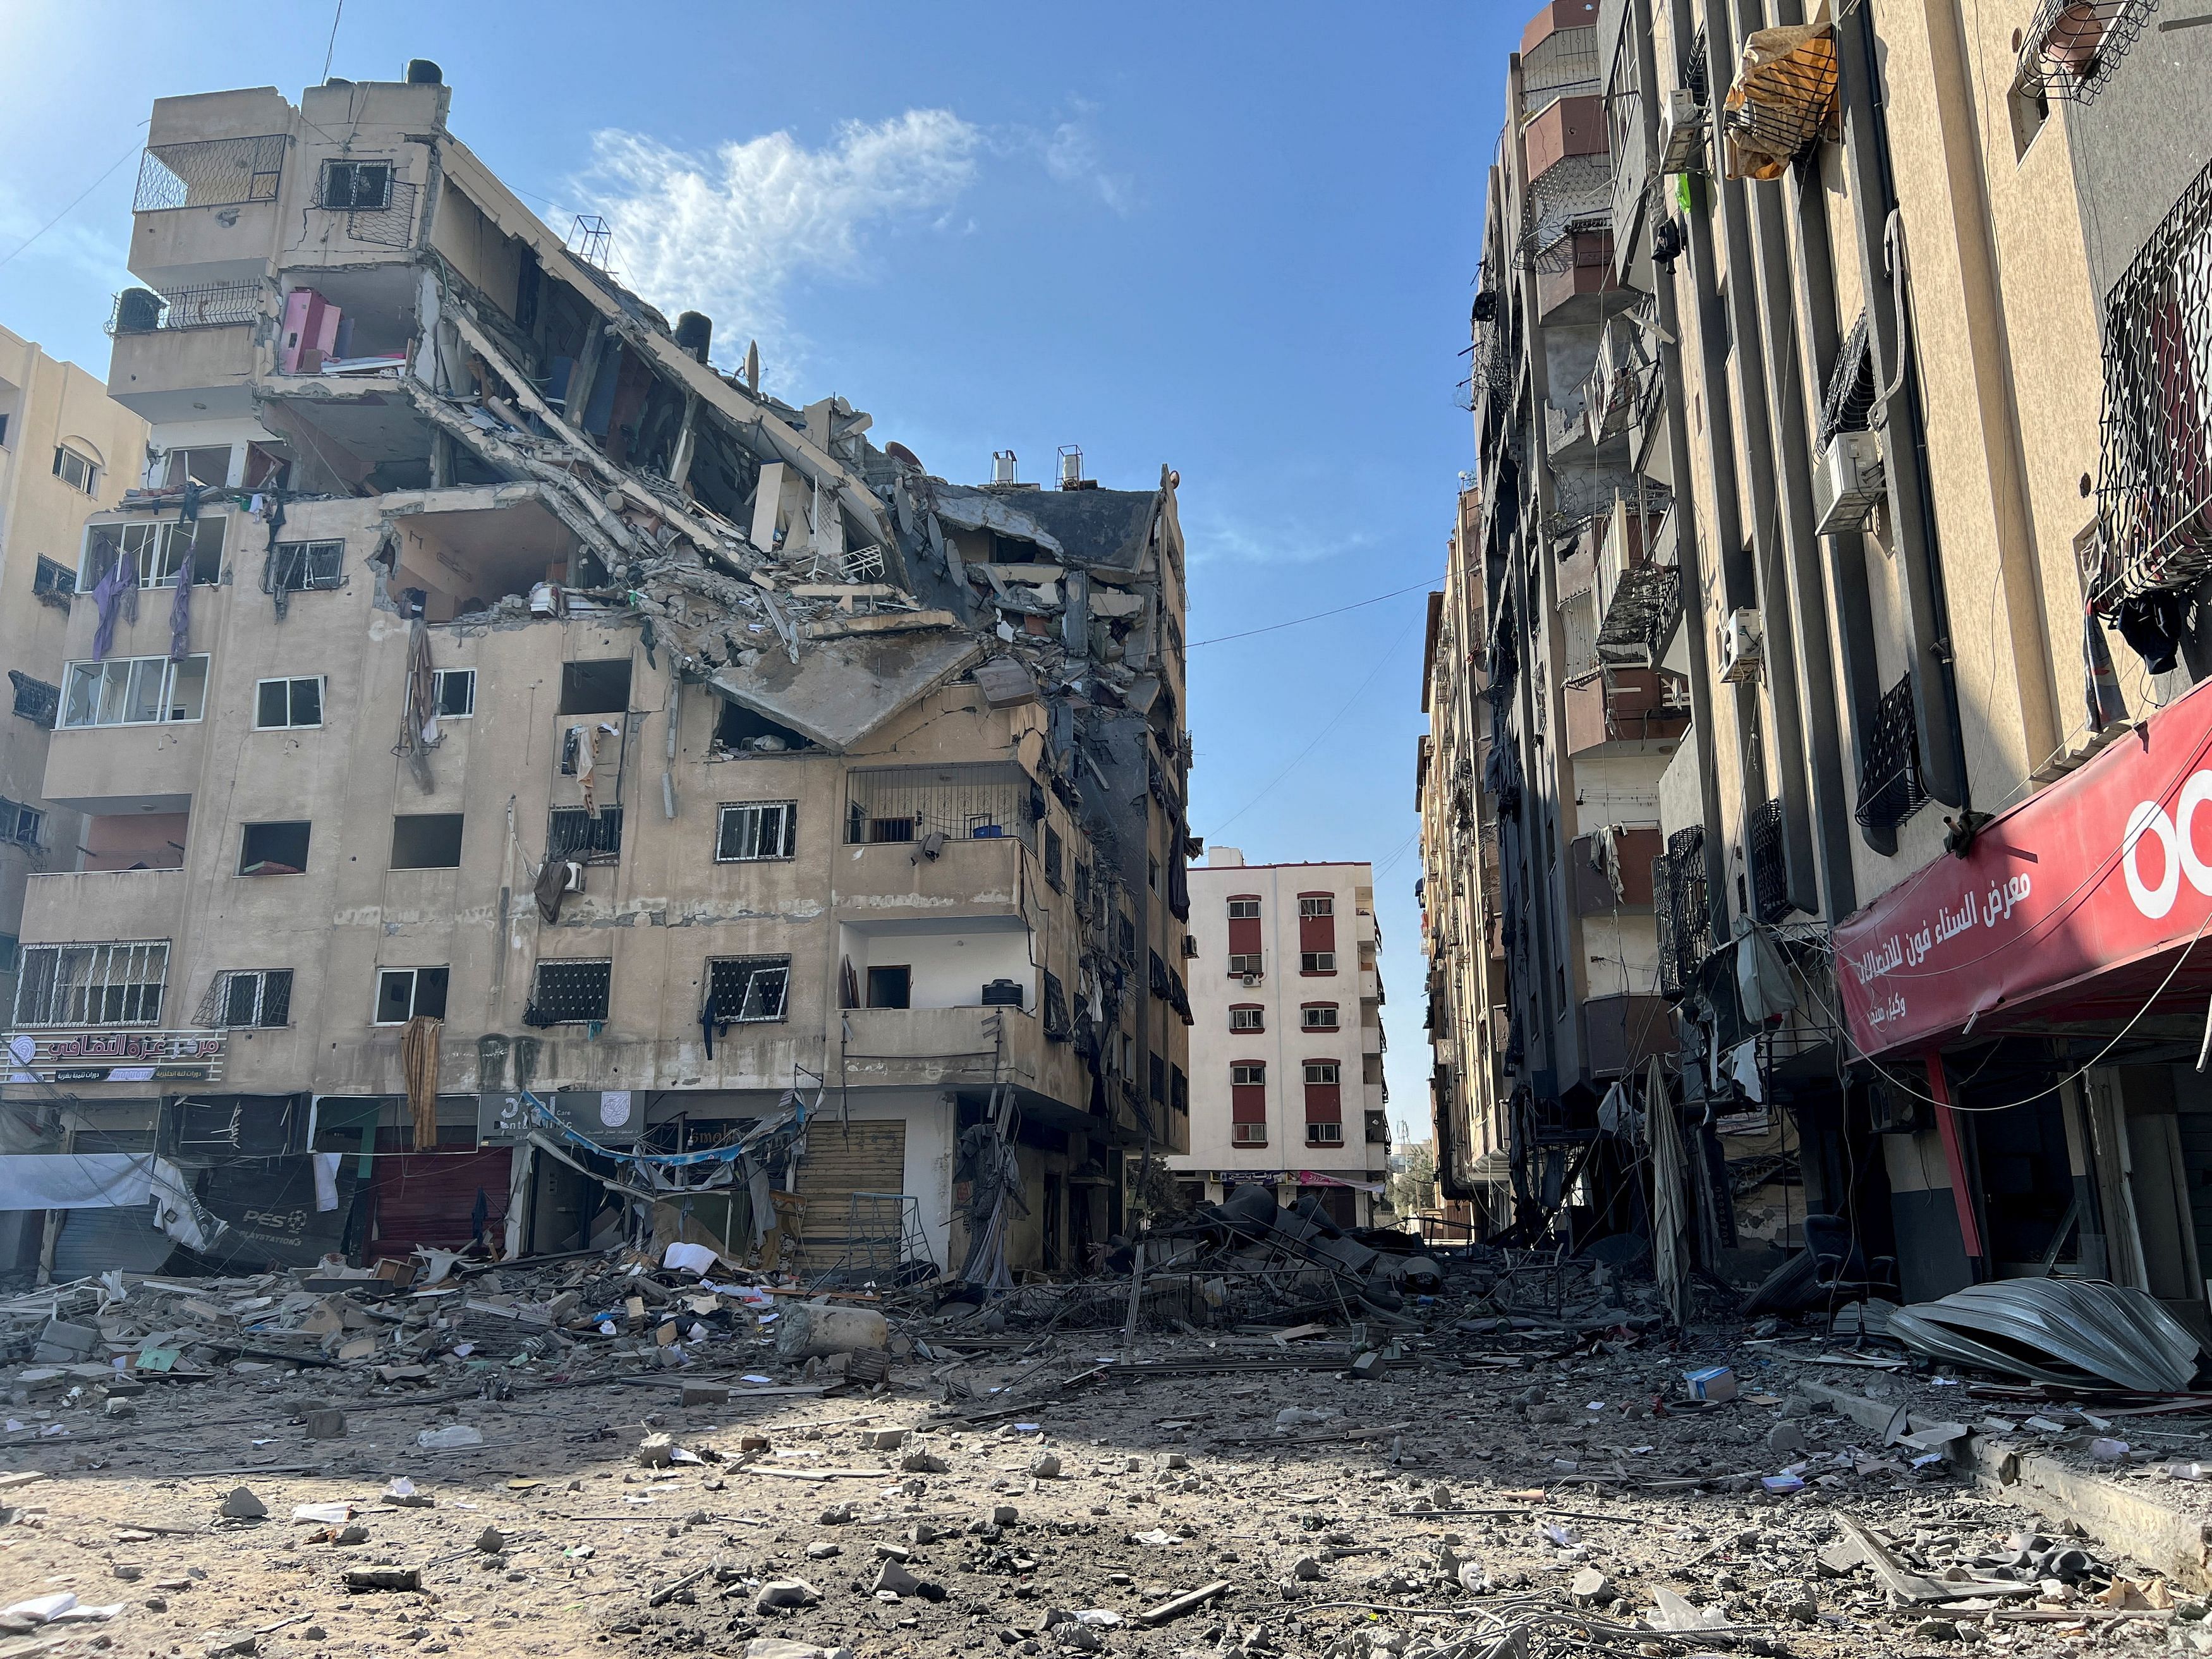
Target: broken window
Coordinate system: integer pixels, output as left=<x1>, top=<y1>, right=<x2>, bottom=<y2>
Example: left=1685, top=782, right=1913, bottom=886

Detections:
left=1171, top=1066, right=1188, bottom=1115
left=549, top=806, right=623, bottom=865
left=526, top=959, right=612, bottom=1026
left=217, top=969, right=293, bottom=1029
left=706, top=956, right=791, bottom=1023
left=716, top=801, right=796, bottom=862
left=60, top=655, right=209, bottom=728
left=161, top=446, right=231, bottom=489
left=270, top=539, right=343, bottom=592
left=1149, top=1052, right=1167, bottom=1103
left=712, top=699, right=811, bottom=753
left=865, top=965, right=911, bottom=1009
left=1044, top=827, right=1064, bottom=890
left=559, top=659, right=632, bottom=715
left=82, top=517, right=224, bottom=590
left=239, top=821, right=310, bottom=876
left=431, top=669, right=475, bottom=718
left=391, top=813, right=465, bottom=870
left=1043, top=971, right=1070, bottom=1041
left=14, top=940, right=169, bottom=1027
left=255, top=677, right=323, bottom=730
left=320, top=159, right=392, bottom=211
left=375, top=966, right=448, bottom=1025
left=9, top=671, right=58, bottom=729
left=1117, top=913, right=1136, bottom=964
left=0, top=801, right=42, bottom=849
left=1302, top=1003, right=1340, bottom=1031
left=32, top=557, right=73, bottom=604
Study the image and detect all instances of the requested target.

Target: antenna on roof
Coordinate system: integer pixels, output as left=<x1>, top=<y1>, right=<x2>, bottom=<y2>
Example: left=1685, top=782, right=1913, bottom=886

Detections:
left=743, top=339, right=760, bottom=395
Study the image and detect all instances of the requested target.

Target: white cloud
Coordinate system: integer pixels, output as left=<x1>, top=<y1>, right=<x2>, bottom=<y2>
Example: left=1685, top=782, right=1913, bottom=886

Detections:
left=1184, top=502, right=1378, bottom=569
left=1041, top=116, right=1136, bottom=215
left=575, top=109, right=981, bottom=365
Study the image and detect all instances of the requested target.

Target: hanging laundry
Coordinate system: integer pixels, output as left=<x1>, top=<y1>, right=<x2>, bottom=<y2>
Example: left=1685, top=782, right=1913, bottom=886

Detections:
left=2115, top=590, right=2191, bottom=676
left=168, top=559, right=193, bottom=662
left=2083, top=602, right=2129, bottom=731
left=574, top=723, right=597, bottom=815
left=90, top=548, right=138, bottom=662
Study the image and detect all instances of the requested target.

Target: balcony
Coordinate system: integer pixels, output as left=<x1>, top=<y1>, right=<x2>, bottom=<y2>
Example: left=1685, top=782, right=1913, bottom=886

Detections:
left=833, top=834, right=1026, bottom=924
left=838, top=1005, right=1081, bottom=1107
left=1562, top=667, right=1687, bottom=757
left=1526, top=95, right=1608, bottom=178
left=1568, top=827, right=1665, bottom=915
left=1583, top=993, right=1674, bottom=1078
left=107, top=300, right=262, bottom=422
left=1534, top=229, right=1625, bottom=323
left=21, top=868, right=187, bottom=954
left=128, top=131, right=288, bottom=291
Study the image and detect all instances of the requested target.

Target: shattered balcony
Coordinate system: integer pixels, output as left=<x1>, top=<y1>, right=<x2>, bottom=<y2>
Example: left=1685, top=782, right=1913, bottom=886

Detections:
left=1562, top=666, right=1688, bottom=757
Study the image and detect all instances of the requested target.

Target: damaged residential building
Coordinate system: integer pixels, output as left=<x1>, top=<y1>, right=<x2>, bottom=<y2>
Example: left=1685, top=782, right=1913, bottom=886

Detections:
left=1424, top=0, right=2212, bottom=1325
left=0, top=66, right=1194, bottom=1284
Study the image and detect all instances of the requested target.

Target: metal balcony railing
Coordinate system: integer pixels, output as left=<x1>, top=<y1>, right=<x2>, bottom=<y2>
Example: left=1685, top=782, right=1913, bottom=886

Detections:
left=133, top=136, right=287, bottom=212
left=1748, top=798, right=1790, bottom=923
left=107, top=282, right=265, bottom=336
left=2094, top=150, right=2212, bottom=605
left=2015, top=0, right=2157, bottom=104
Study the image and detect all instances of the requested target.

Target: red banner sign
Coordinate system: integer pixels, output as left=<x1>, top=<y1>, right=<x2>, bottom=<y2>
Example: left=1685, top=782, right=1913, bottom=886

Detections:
left=1835, top=678, right=2212, bottom=1056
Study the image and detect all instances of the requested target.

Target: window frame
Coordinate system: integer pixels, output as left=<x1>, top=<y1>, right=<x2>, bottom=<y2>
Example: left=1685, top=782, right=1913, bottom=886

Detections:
left=1299, top=894, right=1335, bottom=919
left=390, top=813, right=465, bottom=872
left=253, top=676, right=325, bottom=731
left=1231, top=1061, right=1267, bottom=1088
left=373, top=965, right=450, bottom=1026
left=1233, top=1123, right=1270, bottom=1147
left=52, top=446, right=97, bottom=495
left=547, top=805, right=624, bottom=865
left=1228, top=1004, right=1265, bottom=1033
left=705, top=955, right=792, bottom=1024
left=238, top=820, right=311, bottom=877
left=11, top=940, right=169, bottom=1028
left=320, top=157, right=394, bottom=212
left=270, top=538, right=344, bottom=593
left=58, top=654, right=210, bottom=730
left=1306, top=1121, right=1346, bottom=1146
left=218, top=968, right=294, bottom=1030
left=0, top=800, right=44, bottom=849
left=1300, top=950, right=1337, bottom=975
left=1301, top=1002, right=1340, bottom=1031
left=526, top=959, right=613, bottom=1025
left=715, top=800, right=797, bottom=863
left=80, top=516, right=226, bottom=592
left=430, top=668, right=475, bottom=718
left=1226, top=897, right=1260, bottom=920
left=1227, top=952, right=1264, bottom=977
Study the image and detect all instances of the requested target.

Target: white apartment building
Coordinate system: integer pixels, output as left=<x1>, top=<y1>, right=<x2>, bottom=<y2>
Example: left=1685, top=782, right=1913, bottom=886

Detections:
left=1167, top=849, right=1389, bottom=1227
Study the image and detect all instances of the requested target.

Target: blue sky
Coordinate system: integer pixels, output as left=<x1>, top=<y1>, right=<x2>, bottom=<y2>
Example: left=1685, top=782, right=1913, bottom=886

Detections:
left=0, top=3, right=1513, bottom=1149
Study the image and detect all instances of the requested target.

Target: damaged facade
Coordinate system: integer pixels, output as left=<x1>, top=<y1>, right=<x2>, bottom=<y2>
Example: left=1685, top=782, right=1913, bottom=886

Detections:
left=1423, top=0, right=2212, bottom=1326
left=0, top=68, right=1193, bottom=1283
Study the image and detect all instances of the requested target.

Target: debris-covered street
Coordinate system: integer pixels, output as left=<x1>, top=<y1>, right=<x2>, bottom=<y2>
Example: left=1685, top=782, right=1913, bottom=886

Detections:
left=9, top=1206, right=2212, bottom=1659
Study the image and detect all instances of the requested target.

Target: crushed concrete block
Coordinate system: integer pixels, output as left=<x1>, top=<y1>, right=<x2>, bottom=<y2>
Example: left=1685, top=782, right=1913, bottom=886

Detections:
left=754, top=1578, right=821, bottom=1612
left=1030, top=1451, right=1061, bottom=1478
left=302, top=1409, right=346, bottom=1439
left=217, top=1486, right=267, bottom=1520
left=1570, top=1568, right=1613, bottom=1606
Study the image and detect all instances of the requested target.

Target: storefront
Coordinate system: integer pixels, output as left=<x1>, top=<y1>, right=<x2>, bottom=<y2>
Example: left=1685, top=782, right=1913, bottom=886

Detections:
left=1837, top=677, right=2212, bottom=1330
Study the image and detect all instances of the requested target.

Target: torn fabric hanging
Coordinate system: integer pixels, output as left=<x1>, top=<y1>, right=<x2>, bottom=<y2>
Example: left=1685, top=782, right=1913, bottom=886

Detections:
left=2083, top=602, right=2130, bottom=731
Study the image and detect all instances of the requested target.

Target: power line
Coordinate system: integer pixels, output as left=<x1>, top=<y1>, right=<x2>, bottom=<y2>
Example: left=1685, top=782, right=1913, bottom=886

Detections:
left=1188, top=580, right=1432, bottom=648
left=0, top=137, right=145, bottom=277
left=1208, top=611, right=1421, bottom=837
left=321, top=0, right=345, bottom=82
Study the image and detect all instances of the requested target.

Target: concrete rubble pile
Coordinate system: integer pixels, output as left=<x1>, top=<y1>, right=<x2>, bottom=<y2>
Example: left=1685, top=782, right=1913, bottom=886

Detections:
left=8, top=1234, right=2212, bottom=1658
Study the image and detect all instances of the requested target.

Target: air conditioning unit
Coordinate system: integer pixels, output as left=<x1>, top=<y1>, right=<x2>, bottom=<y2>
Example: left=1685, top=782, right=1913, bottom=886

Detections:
left=1813, top=429, right=1885, bottom=534
left=1659, top=87, right=1708, bottom=174
left=1719, top=608, right=1764, bottom=684
left=1241, top=971, right=1264, bottom=988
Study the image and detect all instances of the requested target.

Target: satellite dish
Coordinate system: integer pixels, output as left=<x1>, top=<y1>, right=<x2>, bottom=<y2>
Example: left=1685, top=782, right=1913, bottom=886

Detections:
left=885, top=441, right=925, bottom=472
left=743, top=339, right=761, bottom=394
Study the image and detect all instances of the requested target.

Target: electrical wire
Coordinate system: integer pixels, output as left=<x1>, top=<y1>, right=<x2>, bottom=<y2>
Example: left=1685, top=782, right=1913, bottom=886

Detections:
left=1187, top=580, right=1432, bottom=648
left=1207, top=611, right=1421, bottom=837
left=0, top=134, right=146, bottom=276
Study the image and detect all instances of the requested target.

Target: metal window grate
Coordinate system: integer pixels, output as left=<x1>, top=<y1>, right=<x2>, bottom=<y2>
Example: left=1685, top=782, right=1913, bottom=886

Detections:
left=107, top=282, right=264, bottom=336
left=524, top=960, right=611, bottom=1026
left=1818, top=312, right=1879, bottom=447
left=133, top=136, right=286, bottom=212
left=2017, top=0, right=2158, bottom=104
left=32, top=557, right=75, bottom=604
left=9, top=671, right=58, bottom=729
left=1722, top=25, right=1838, bottom=175
left=349, top=179, right=419, bottom=249
left=1655, top=825, right=1708, bottom=998
left=1856, top=676, right=1931, bottom=832
left=1522, top=24, right=1601, bottom=114
left=1749, top=797, right=1790, bottom=923
left=197, top=968, right=292, bottom=1030
left=842, top=763, right=1035, bottom=849
left=13, top=941, right=169, bottom=1027
left=706, top=955, right=790, bottom=1023
left=1043, top=971, right=1070, bottom=1042
left=2094, top=149, right=2212, bottom=605
left=549, top=806, right=624, bottom=865
left=1687, top=29, right=1711, bottom=104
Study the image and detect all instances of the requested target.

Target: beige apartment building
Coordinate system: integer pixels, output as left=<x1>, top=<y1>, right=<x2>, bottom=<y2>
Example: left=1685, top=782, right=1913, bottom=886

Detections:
left=1, top=68, right=1193, bottom=1282
left=1166, top=851, right=1390, bottom=1227
left=0, top=328, right=145, bottom=1016
left=1424, top=0, right=2212, bottom=1316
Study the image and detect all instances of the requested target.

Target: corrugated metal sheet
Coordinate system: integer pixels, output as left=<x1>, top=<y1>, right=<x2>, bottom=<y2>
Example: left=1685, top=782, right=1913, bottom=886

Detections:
left=367, top=1133, right=511, bottom=1259
left=1888, top=1279, right=2203, bottom=1392
left=51, top=1204, right=176, bottom=1280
